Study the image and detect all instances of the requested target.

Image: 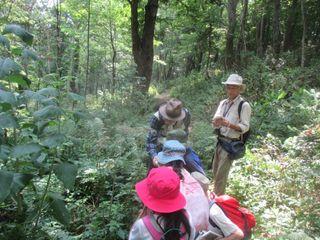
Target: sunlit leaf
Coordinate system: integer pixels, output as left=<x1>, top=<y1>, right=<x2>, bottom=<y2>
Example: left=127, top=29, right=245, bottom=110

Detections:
left=6, top=74, right=31, bottom=86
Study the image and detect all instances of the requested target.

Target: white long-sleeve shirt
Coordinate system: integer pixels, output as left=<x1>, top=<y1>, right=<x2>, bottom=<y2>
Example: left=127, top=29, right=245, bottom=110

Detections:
left=213, top=95, right=251, bottom=139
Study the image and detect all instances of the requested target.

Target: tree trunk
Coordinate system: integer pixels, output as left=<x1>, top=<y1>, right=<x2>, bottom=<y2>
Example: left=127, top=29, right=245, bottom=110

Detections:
left=236, top=0, right=248, bottom=63
left=109, top=19, right=117, bottom=94
left=301, top=0, right=306, bottom=67
left=55, top=0, right=62, bottom=79
left=256, top=2, right=266, bottom=57
left=130, top=0, right=159, bottom=93
left=225, top=0, right=239, bottom=69
left=85, top=0, right=91, bottom=96
left=70, top=39, right=80, bottom=93
left=273, top=0, right=281, bottom=56
left=283, top=0, right=298, bottom=51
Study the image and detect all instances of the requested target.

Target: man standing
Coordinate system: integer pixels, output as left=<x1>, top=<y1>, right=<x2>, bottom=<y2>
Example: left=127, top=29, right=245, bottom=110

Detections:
left=146, top=98, right=190, bottom=169
left=211, top=74, right=251, bottom=195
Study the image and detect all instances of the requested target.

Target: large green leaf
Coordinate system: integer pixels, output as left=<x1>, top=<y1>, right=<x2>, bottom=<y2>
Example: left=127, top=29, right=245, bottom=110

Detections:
left=0, top=145, right=11, bottom=160
left=0, top=170, right=14, bottom=202
left=0, top=58, right=22, bottom=78
left=0, top=35, right=10, bottom=49
left=40, top=97, right=57, bottom=106
left=12, top=143, right=42, bottom=158
left=37, top=87, right=58, bottom=97
left=42, top=134, right=65, bottom=148
left=33, top=105, right=63, bottom=120
left=23, top=90, right=46, bottom=101
left=6, top=74, right=30, bottom=86
left=67, top=92, right=85, bottom=102
left=22, top=49, right=38, bottom=61
left=11, top=47, right=23, bottom=56
left=47, top=192, right=70, bottom=225
left=53, top=162, right=77, bottom=190
left=0, top=89, right=17, bottom=105
left=3, top=24, right=34, bottom=46
left=10, top=173, right=34, bottom=194
left=0, top=112, right=19, bottom=128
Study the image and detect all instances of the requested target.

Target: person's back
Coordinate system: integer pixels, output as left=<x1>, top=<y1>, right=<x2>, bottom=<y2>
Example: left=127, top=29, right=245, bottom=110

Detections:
left=129, top=167, right=196, bottom=240
left=156, top=140, right=210, bottom=232
left=129, top=210, right=196, bottom=240
left=180, top=168, right=209, bottom=232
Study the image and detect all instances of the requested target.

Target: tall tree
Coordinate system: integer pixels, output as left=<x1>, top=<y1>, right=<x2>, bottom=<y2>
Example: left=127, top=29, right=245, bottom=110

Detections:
left=84, top=0, right=91, bottom=96
left=55, top=0, right=62, bottom=79
left=273, top=0, right=281, bottom=56
left=236, top=0, right=248, bottom=63
left=129, top=0, right=159, bottom=93
left=301, top=0, right=306, bottom=67
left=225, top=0, right=239, bottom=69
left=283, top=0, right=298, bottom=51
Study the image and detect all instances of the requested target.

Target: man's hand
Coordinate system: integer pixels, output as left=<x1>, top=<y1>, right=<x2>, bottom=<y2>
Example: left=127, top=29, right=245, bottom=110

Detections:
left=212, top=117, right=229, bottom=127
left=152, top=156, right=159, bottom=167
left=212, top=117, right=222, bottom=127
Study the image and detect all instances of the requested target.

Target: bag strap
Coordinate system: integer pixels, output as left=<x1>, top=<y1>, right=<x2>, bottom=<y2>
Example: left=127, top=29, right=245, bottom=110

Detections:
left=238, top=100, right=246, bottom=142
left=142, top=215, right=163, bottom=240
left=208, top=201, right=225, bottom=237
left=142, top=215, right=188, bottom=240
left=238, top=100, right=245, bottom=119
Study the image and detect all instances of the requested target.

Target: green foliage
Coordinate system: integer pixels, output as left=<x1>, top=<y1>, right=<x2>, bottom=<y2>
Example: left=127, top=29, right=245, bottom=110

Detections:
left=53, top=163, right=77, bottom=190
left=3, top=24, right=34, bottom=46
left=47, top=192, right=71, bottom=226
left=0, top=24, right=86, bottom=238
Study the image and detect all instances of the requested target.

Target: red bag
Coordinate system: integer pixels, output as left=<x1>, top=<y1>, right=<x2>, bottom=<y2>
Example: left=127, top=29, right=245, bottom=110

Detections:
left=210, top=194, right=256, bottom=238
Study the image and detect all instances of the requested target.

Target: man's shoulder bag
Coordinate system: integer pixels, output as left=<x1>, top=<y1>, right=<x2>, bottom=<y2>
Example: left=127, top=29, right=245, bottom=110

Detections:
left=217, top=100, right=250, bottom=160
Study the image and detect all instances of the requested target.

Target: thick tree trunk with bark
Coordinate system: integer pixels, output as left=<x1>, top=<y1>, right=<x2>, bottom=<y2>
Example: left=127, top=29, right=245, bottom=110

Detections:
left=301, top=0, right=306, bottom=67
left=273, top=0, right=281, bottom=56
left=225, top=0, right=239, bottom=69
left=283, top=0, right=298, bottom=51
left=130, top=0, right=159, bottom=93
left=84, top=0, right=91, bottom=96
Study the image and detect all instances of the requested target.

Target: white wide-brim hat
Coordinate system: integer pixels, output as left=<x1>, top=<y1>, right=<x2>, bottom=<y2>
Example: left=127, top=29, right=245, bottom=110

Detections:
left=222, top=74, right=246, bottom=91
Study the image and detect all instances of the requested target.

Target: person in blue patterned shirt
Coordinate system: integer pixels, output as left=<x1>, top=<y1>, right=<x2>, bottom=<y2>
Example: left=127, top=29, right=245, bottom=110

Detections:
left=146, top=98, right=191, bottom=170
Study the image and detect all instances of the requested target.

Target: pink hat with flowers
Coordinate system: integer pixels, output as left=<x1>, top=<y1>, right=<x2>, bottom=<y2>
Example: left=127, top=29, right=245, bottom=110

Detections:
left=135, top=167, right=186, bottom=213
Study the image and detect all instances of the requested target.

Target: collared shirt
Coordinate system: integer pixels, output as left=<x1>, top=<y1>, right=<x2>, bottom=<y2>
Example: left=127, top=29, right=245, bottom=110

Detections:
left=209, top=203, right=242, bottom=237
left=146, top=108, right=191, bottom=158
left=213, top=95, right=251, bottom=139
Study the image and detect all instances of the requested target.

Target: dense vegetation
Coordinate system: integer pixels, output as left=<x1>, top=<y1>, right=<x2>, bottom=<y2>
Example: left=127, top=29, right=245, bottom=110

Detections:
left=0, top=0, right=319, bottom=239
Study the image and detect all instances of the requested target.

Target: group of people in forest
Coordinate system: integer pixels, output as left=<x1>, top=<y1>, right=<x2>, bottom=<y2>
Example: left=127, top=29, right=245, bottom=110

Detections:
left=129, top=74, right=252, bottom=240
